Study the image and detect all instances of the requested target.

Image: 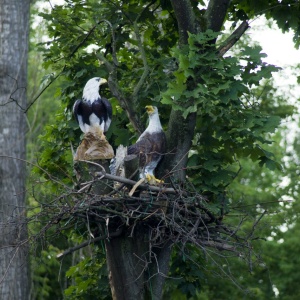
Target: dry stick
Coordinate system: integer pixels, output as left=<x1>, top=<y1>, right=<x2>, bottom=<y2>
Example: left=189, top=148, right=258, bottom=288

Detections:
left=128, top=178, right=146, bottom=197
left=247, top=210, right=268, bottom=240
left=56, top=229, right=123, bottom=259
left=195, top=240, right=239, bottom=253
left=94, top=171, right=178, bottom=195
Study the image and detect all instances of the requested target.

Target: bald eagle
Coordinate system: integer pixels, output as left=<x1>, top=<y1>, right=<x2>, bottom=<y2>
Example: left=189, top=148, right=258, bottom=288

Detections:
left=128, top=105, right=166, bottom=183
left=73, top=77, right=112, bottom=135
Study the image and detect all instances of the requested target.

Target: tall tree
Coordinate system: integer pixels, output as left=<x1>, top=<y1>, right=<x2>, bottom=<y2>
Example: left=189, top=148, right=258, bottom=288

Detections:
left=0, top=0, right=30, bottom=299
left=30, top=0, right=300, bottom=299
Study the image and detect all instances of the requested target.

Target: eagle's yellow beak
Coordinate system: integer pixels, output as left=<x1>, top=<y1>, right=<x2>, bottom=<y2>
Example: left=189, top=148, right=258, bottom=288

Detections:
left=145, top=105, right=155, bottom=114
left=99, top=78, right=107, bottom=86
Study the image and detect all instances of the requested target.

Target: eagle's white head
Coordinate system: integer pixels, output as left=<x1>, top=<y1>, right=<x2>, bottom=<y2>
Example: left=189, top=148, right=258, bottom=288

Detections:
left=146, top=105, right=158, bottom=116
left=144, top=105, right=162, bottom=134
left=83, top=77, right=107, bottom=102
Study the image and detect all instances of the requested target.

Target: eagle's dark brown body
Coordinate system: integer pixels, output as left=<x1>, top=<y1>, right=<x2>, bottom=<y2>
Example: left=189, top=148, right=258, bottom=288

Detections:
left=128, top=106, right=166, bottom=181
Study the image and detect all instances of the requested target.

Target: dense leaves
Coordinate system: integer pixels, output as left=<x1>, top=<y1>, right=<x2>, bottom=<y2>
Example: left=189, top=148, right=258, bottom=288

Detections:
left=163, top=30, right=281, bottom=193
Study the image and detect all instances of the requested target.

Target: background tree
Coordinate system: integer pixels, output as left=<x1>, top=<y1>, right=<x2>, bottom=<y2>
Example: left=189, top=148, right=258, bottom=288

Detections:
left=0, top=0, right=31, bottom=299
left=26, top=0, right=300, bottom=299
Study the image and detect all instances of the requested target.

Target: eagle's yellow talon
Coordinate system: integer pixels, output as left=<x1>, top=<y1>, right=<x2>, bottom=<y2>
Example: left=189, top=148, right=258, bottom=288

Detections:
left=145, top=174, right=164, bottom=185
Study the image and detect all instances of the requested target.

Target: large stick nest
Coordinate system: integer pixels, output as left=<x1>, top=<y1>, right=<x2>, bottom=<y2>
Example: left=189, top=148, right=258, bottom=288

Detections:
left=26, top=159, right=261, bottom=263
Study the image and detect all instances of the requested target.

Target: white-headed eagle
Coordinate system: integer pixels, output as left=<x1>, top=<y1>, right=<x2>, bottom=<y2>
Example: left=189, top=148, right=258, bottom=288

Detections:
left=128, top=105, right=166, bottom=183
left=73, top=77, right=112, bottom=136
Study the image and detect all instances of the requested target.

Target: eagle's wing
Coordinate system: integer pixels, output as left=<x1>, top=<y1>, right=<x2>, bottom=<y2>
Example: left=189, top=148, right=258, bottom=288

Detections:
left=102, top=97, right=112, bottom=132
left=91, top=97, right=112, bottom=132
left=73, top=99, right=81, bottom=124
left=128, top=131, right=166, bottom=175
left=73, top=100, right=94, bottom=133
left=128, top=135, right=153, bottom=169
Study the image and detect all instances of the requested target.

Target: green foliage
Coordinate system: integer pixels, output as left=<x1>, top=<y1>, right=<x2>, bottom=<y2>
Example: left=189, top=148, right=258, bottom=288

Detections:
left=30, top=246, right=62, bottom=300
left=163, top=30, right=282, bottom=194
left=164, top=246, right=205, bottom=299
left=64, top=249, right=110, bottom=300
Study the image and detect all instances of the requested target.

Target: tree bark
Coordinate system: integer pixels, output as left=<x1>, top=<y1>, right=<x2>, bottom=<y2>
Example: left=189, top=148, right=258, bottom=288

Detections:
left=105, top=227, right=173, bottom=300
left=164, top=0, right=198, bottom=182
left=105, top=154, right=172, bottom=299
left=205, top=0, right=231, bottom=32
left=0, top=0, right=30, bottom=299
left=105, top=226, right=149, bottom=300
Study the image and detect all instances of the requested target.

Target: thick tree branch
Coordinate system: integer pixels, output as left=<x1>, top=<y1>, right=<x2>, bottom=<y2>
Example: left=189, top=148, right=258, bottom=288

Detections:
left=163, top=0, right=198, bottom=182
left=217, top=20, right=249, bottom=57
left=205, top=0, right=230, bottom=32
left=94, top=171, right=178, bottom=194
left=170, top=0, right=196, bottom=44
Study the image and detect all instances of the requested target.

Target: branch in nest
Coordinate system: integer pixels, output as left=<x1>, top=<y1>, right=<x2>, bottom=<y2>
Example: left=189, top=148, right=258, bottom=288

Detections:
left=196, top=240, right=241, bottom=254
left=56, top=229, right=123, bottom=259
left=94, top=171, right=178, bottom=194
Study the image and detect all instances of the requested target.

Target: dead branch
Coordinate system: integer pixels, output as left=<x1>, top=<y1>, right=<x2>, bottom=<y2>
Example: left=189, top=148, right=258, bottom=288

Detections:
left=56, top=228, right=123, bottom=259
left=94, top=171, right=178, bottom=194
left=217, top=20, right=249, bottom=57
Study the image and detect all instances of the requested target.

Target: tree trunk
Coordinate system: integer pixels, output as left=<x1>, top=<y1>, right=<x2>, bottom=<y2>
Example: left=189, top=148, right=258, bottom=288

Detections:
left=0, top=0, right=30, bottom=299
left=105, top=226, right=149, bottom=300
left=105, top=155, right=172, bottom=300
left=163, top=0, right=197, bottom=183
left=105, top=227, right=172, bottom=300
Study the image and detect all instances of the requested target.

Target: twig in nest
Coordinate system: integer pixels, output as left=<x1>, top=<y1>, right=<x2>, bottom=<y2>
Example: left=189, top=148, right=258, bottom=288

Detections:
left=129, top=178, right=146, bottom=196
left=56, top=229, right=123, bottom=259
left=94, top=171, right=178, bottom=194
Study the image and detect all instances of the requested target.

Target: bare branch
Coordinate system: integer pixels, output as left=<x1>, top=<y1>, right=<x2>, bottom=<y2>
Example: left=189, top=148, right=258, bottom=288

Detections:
left=217, top=21, right=249, bottom=57
left=56, top=229, right=122, bottom=259
left=94, top=171, right=178, bottom=195
left=96, top=53, right=144, bottom=134
left=196, top=240, right=242, bottom=254
left=24, top=68, right=65, bottom=113
left=247, top=210, right=268, bottom=240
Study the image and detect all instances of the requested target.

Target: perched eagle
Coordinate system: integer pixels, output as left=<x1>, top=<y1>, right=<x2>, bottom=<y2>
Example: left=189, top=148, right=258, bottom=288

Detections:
left=73, top=77, right=112, bottom=135
left=128, top=105, right=166, bottom=183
